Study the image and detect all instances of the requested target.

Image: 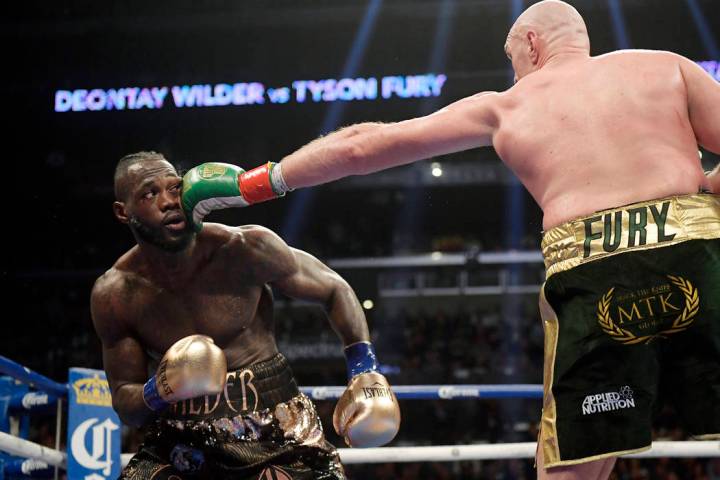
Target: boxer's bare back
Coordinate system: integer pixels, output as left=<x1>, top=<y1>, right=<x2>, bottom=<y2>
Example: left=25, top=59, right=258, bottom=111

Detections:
left=493, top=48, right=713, bottom=229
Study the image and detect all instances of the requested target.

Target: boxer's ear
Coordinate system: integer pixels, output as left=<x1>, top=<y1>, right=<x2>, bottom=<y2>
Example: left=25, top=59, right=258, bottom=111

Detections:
left=114, top=201, right=129, bottom=224
left=526, top=30, right=540, bottom=65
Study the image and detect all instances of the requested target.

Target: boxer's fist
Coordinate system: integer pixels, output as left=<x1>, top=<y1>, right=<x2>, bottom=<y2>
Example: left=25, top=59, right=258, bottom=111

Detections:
left=142, top=335, right=227, bottom=412
left=333, top=342, right=400, bottom=447
left=182, top=162, right=286, bottom=231
left=333, top=371, right=400, bottom=448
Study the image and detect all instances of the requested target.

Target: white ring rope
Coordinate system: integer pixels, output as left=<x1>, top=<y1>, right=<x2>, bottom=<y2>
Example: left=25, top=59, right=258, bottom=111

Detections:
left=1, top=432, right=716, bottom=469
left=0, top=431, right=66, bottom=468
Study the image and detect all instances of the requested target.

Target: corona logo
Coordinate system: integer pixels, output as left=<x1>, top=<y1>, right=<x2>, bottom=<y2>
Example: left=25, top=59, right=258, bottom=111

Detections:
left=72, top=375, right=112, bottom=406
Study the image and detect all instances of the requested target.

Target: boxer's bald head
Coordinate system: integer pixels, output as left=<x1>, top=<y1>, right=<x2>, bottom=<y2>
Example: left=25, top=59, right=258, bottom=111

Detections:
left=505, top=1, right=590, bottom=81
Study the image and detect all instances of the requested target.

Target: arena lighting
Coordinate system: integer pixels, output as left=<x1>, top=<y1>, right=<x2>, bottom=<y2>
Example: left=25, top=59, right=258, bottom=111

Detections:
left=362, top=299, right=374, bottom=310
left=392, top=0, right=456, bottom=255
left=697, top=60, right=720, bottom=81
left=281, top=0, right=383, bottom=245
left=431, top=162, right=443, bottom=177
left=685, top=0, right=719, bottom=59
left=501, top=0, right=528, bottom=442
left=505, top=0, right=525, bottom=252
left=607, top=0, right=631, bottom=49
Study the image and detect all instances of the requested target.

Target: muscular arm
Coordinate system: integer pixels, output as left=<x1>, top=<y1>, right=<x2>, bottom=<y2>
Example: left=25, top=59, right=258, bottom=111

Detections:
left=241, top=226, right=369, bottom=346
left=279, top=92, right=500, bottom=189
left=90, top=275, right=153, bottom=427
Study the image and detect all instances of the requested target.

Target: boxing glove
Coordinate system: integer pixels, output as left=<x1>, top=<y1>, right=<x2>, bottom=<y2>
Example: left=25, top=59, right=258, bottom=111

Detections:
left=142, top=335, right=227, bottom=412
left=181, top=162, right=290, bottom=231
left=333, top=342, right=401, bottom=447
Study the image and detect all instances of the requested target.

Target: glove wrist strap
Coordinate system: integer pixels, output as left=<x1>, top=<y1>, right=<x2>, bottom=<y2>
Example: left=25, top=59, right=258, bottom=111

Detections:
left=270, top=162, right=293, bottom=195
left=344, top=341, right=378, bottom=380
left=142, top=376, right=169, bottom=412
left=239, top=162, right=291, bottom=204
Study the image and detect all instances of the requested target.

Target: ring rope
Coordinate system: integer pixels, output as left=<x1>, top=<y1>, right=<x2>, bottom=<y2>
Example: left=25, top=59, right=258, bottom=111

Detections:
left=0, top=431, right=67, bottom=468
left=301, top=384, right=543, bottom=400
left=1, top=434, right=717, bottom=470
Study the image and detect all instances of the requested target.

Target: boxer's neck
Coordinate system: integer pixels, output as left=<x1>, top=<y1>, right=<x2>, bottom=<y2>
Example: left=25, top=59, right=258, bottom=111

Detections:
left=539, top=47, right=589, bottom=70
left=138, top=237, right=200, bottom=285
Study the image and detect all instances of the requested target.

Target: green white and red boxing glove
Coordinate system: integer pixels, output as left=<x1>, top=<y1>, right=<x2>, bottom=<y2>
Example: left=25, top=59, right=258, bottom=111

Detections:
left=181, top=162, right=291, bottom=231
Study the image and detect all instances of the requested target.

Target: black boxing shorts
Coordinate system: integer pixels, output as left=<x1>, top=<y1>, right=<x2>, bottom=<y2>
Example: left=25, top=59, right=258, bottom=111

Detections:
left=539, top=194, right=720, bottom=467
left=120, top=353, right=345, bottom=479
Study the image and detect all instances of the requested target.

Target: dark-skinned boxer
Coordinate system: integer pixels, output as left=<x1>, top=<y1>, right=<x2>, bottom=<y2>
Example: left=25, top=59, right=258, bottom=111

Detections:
left=91, top=151, right=400, bottom=480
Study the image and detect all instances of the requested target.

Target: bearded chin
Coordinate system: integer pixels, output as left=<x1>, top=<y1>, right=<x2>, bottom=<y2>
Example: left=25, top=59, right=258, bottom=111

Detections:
left=129, top=216, right=192, bottom=253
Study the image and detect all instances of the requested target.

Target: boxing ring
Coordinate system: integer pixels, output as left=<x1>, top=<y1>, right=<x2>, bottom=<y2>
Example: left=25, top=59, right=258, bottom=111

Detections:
left=0, top=355, right=718, bottom=478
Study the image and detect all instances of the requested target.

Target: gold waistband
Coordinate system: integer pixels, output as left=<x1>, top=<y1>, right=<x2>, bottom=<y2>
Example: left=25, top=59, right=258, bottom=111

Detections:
left=541, top=194, right=720, bottom=278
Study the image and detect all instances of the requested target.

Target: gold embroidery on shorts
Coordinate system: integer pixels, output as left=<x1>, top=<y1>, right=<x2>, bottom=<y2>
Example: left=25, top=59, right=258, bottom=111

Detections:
left=597, top=276, right=699, bottom=344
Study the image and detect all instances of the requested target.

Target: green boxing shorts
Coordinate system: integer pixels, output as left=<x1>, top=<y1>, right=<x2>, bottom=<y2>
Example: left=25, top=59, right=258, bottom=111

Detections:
left=539, top=193, right=720, bottom=467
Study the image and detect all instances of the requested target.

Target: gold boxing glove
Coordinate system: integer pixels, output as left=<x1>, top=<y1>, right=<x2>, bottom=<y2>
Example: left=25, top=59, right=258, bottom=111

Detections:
left=333, top=342, right=400, bottom=447
left=143, top=334, right=227, bottom=411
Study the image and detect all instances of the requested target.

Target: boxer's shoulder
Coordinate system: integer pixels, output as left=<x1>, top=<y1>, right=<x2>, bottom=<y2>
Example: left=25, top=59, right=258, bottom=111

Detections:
left=91, top=268, right=139, bottom=337
left=92, top=254, right=157, bottom=321
left=203, top=223, right=286, bottom=257
left=193, top=223, right=295, bottom=279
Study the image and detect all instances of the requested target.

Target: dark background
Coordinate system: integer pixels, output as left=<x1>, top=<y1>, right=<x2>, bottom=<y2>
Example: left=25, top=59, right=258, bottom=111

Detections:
left=4, top=1, right=720, bottom=478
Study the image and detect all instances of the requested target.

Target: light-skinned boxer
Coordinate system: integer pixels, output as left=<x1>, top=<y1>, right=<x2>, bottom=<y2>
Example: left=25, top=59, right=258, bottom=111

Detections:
left=194, top=1, right=720, bottom=478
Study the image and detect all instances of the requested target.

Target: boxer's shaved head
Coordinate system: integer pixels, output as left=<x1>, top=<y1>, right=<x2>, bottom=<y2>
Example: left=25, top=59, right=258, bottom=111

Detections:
left=505, top=1, right=590, bottom=81
left=508, top=0, right=589, bottom=53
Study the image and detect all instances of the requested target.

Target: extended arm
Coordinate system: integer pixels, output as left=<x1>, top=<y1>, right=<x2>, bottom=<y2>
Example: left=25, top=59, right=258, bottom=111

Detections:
left=279, top=91, right=500, bottom=189
left=181, top=93, right=499, bottom=227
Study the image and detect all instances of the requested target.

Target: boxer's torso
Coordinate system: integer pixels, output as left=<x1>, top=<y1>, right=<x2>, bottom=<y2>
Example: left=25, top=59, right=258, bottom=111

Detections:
left=110, top=224, right=279, bottom=370
left=491, top=50, right=709, bottom=229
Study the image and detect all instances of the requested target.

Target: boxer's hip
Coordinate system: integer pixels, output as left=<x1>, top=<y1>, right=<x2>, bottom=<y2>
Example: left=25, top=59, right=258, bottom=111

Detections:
left=127, top=354, right=344, bottom=478
left=162, top=352, right=300, bottom=420
left=541, top=193, right=720, bottom=279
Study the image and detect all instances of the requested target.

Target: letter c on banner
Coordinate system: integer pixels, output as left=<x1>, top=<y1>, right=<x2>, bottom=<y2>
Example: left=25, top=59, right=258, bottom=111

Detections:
left=70, top=417, right=120, bottom=476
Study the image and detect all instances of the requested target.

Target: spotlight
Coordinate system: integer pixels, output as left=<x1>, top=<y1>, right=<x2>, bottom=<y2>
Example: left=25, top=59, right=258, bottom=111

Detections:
left=431, top=162, right=443, bottom=177
left=362, top=299, right=374, bottom=310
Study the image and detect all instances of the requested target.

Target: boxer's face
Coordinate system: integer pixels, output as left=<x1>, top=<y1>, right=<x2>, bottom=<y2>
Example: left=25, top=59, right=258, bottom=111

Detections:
left=118, top=160, right=193, bottom=252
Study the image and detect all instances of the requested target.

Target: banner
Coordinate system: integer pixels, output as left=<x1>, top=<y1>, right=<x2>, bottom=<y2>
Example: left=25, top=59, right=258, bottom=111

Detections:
left=53, top=72, right=448, bottom=112
left=67, top=368, right=120, bottom=480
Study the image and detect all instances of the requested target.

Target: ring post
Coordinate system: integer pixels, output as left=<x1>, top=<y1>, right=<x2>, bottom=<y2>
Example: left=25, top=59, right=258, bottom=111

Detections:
left=67, top=368, right=121, bottom=480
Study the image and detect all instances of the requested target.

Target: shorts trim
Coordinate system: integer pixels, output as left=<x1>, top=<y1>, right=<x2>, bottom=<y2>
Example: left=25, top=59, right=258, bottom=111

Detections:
left=543, top=445, right=651, bottom=469
left=539, top=285, right=561, bottom=466
left=542, top=194, right=720, bottom=278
